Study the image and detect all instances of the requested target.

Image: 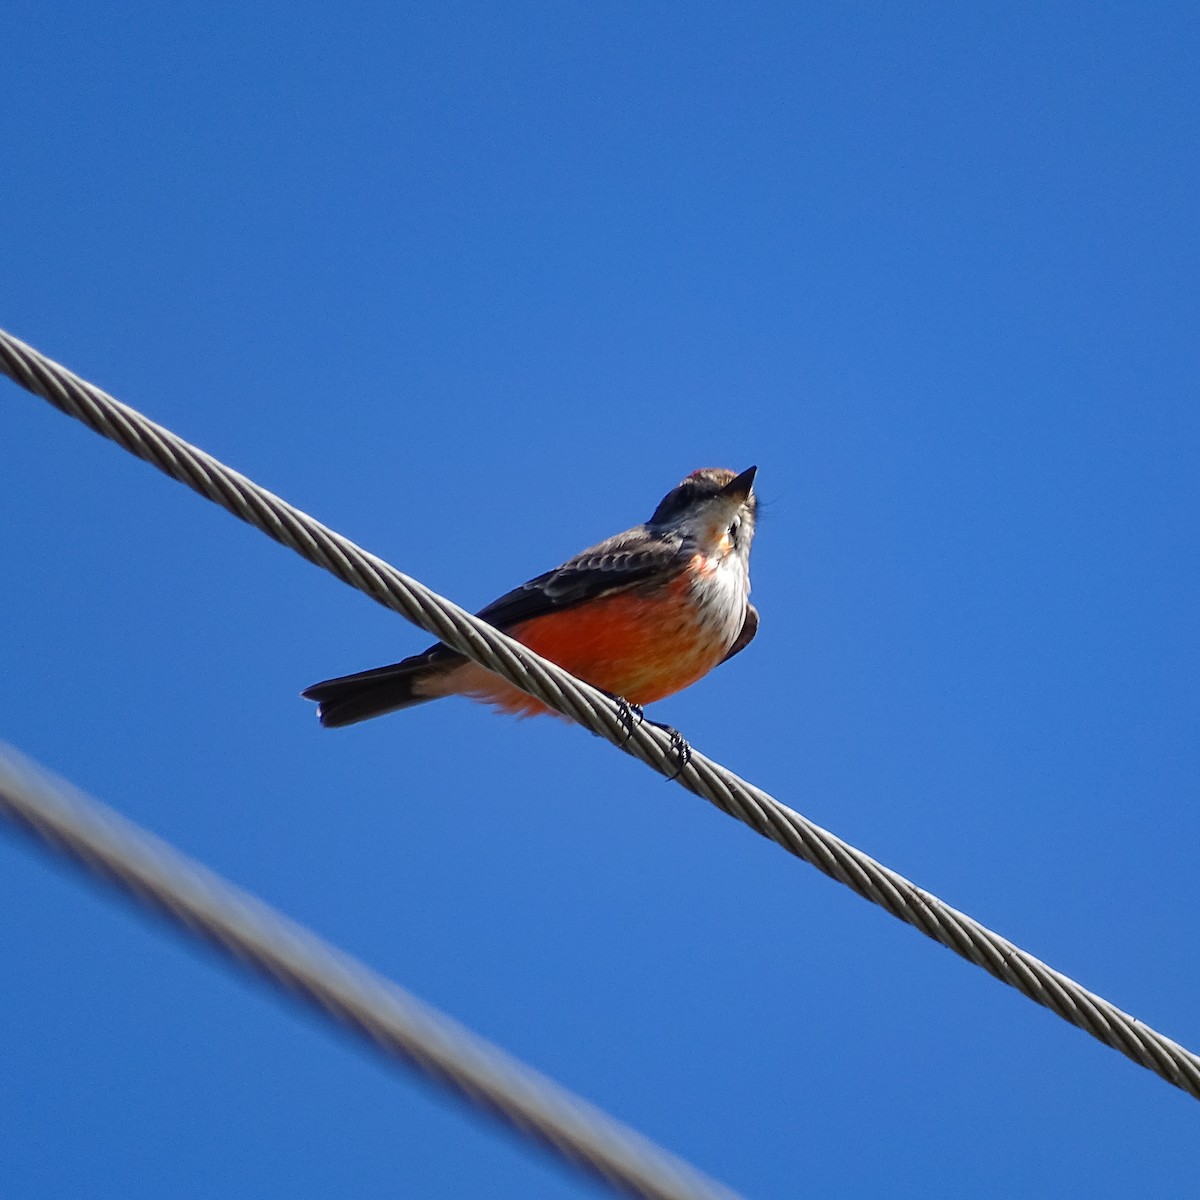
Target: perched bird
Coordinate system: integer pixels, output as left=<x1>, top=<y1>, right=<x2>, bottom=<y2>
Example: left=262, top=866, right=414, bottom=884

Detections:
left=303, top=466, right=759, bottom=729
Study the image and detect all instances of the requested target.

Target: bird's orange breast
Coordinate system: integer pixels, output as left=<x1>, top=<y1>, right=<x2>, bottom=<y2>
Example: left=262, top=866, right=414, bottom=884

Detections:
left=436, top=575, right=735, bottom=718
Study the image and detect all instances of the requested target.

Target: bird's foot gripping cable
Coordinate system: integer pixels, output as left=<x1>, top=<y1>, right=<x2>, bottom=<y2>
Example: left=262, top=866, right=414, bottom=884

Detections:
left=599, top=693, right=691, bottom=779
left=608, top=695, right=645, bottom=745
left=652, top=724, right=692, bottom=781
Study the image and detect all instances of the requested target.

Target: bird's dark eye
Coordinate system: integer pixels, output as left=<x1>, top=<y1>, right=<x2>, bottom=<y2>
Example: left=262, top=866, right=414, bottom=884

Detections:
left=728, top=517, right=741, bottom=541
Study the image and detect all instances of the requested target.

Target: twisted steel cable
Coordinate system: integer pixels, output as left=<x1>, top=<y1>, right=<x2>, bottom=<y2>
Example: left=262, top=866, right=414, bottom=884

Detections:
left=0, top=745, right=742, bottom=1200
left=2, top=325, right=1198, bottom=1099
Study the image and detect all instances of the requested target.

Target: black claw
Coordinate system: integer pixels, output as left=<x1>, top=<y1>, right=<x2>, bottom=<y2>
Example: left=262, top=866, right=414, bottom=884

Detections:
left=643, top=719, right=692, bottom=780
left=606, top=693, right=645, bottom=746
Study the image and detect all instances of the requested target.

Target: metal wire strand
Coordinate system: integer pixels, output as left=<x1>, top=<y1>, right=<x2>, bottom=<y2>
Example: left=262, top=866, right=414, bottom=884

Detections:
left=0, top=745, right=743, bottom=1200
left=2, top=325, right=1198, bottom=1099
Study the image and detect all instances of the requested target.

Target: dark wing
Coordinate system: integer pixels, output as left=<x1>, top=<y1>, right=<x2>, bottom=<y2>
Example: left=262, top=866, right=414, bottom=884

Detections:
left=475, top=527, right=686, bottom=629
left=373, top=526, right=687, bottom=669
left=719, top=603, right=759, bottom=664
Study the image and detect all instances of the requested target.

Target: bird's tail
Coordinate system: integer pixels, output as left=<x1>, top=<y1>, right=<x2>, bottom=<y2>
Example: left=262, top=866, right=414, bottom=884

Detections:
left=302, top=653, right=457, bottom=728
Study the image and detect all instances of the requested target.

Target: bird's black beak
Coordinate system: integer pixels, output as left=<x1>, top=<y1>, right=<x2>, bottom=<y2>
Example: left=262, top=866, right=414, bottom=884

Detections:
left=719, top=465, right=757, bottom=502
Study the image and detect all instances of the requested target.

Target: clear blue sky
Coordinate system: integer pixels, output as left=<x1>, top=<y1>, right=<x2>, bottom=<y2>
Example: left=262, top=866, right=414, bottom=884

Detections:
left=3, top=4, right=1198, bottom=1196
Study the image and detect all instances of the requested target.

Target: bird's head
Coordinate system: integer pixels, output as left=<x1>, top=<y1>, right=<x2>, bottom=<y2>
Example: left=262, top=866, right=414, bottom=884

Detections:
left=647, top=466, right=758, bottom=560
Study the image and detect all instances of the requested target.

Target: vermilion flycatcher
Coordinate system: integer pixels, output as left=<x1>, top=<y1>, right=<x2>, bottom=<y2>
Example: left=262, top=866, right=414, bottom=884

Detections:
left=303, top=466, right=759, bottom=728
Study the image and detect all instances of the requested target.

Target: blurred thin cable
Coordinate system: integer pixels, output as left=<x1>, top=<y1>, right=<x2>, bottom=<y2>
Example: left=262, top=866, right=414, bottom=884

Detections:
left=0, top=745, right=743, bottom=1200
